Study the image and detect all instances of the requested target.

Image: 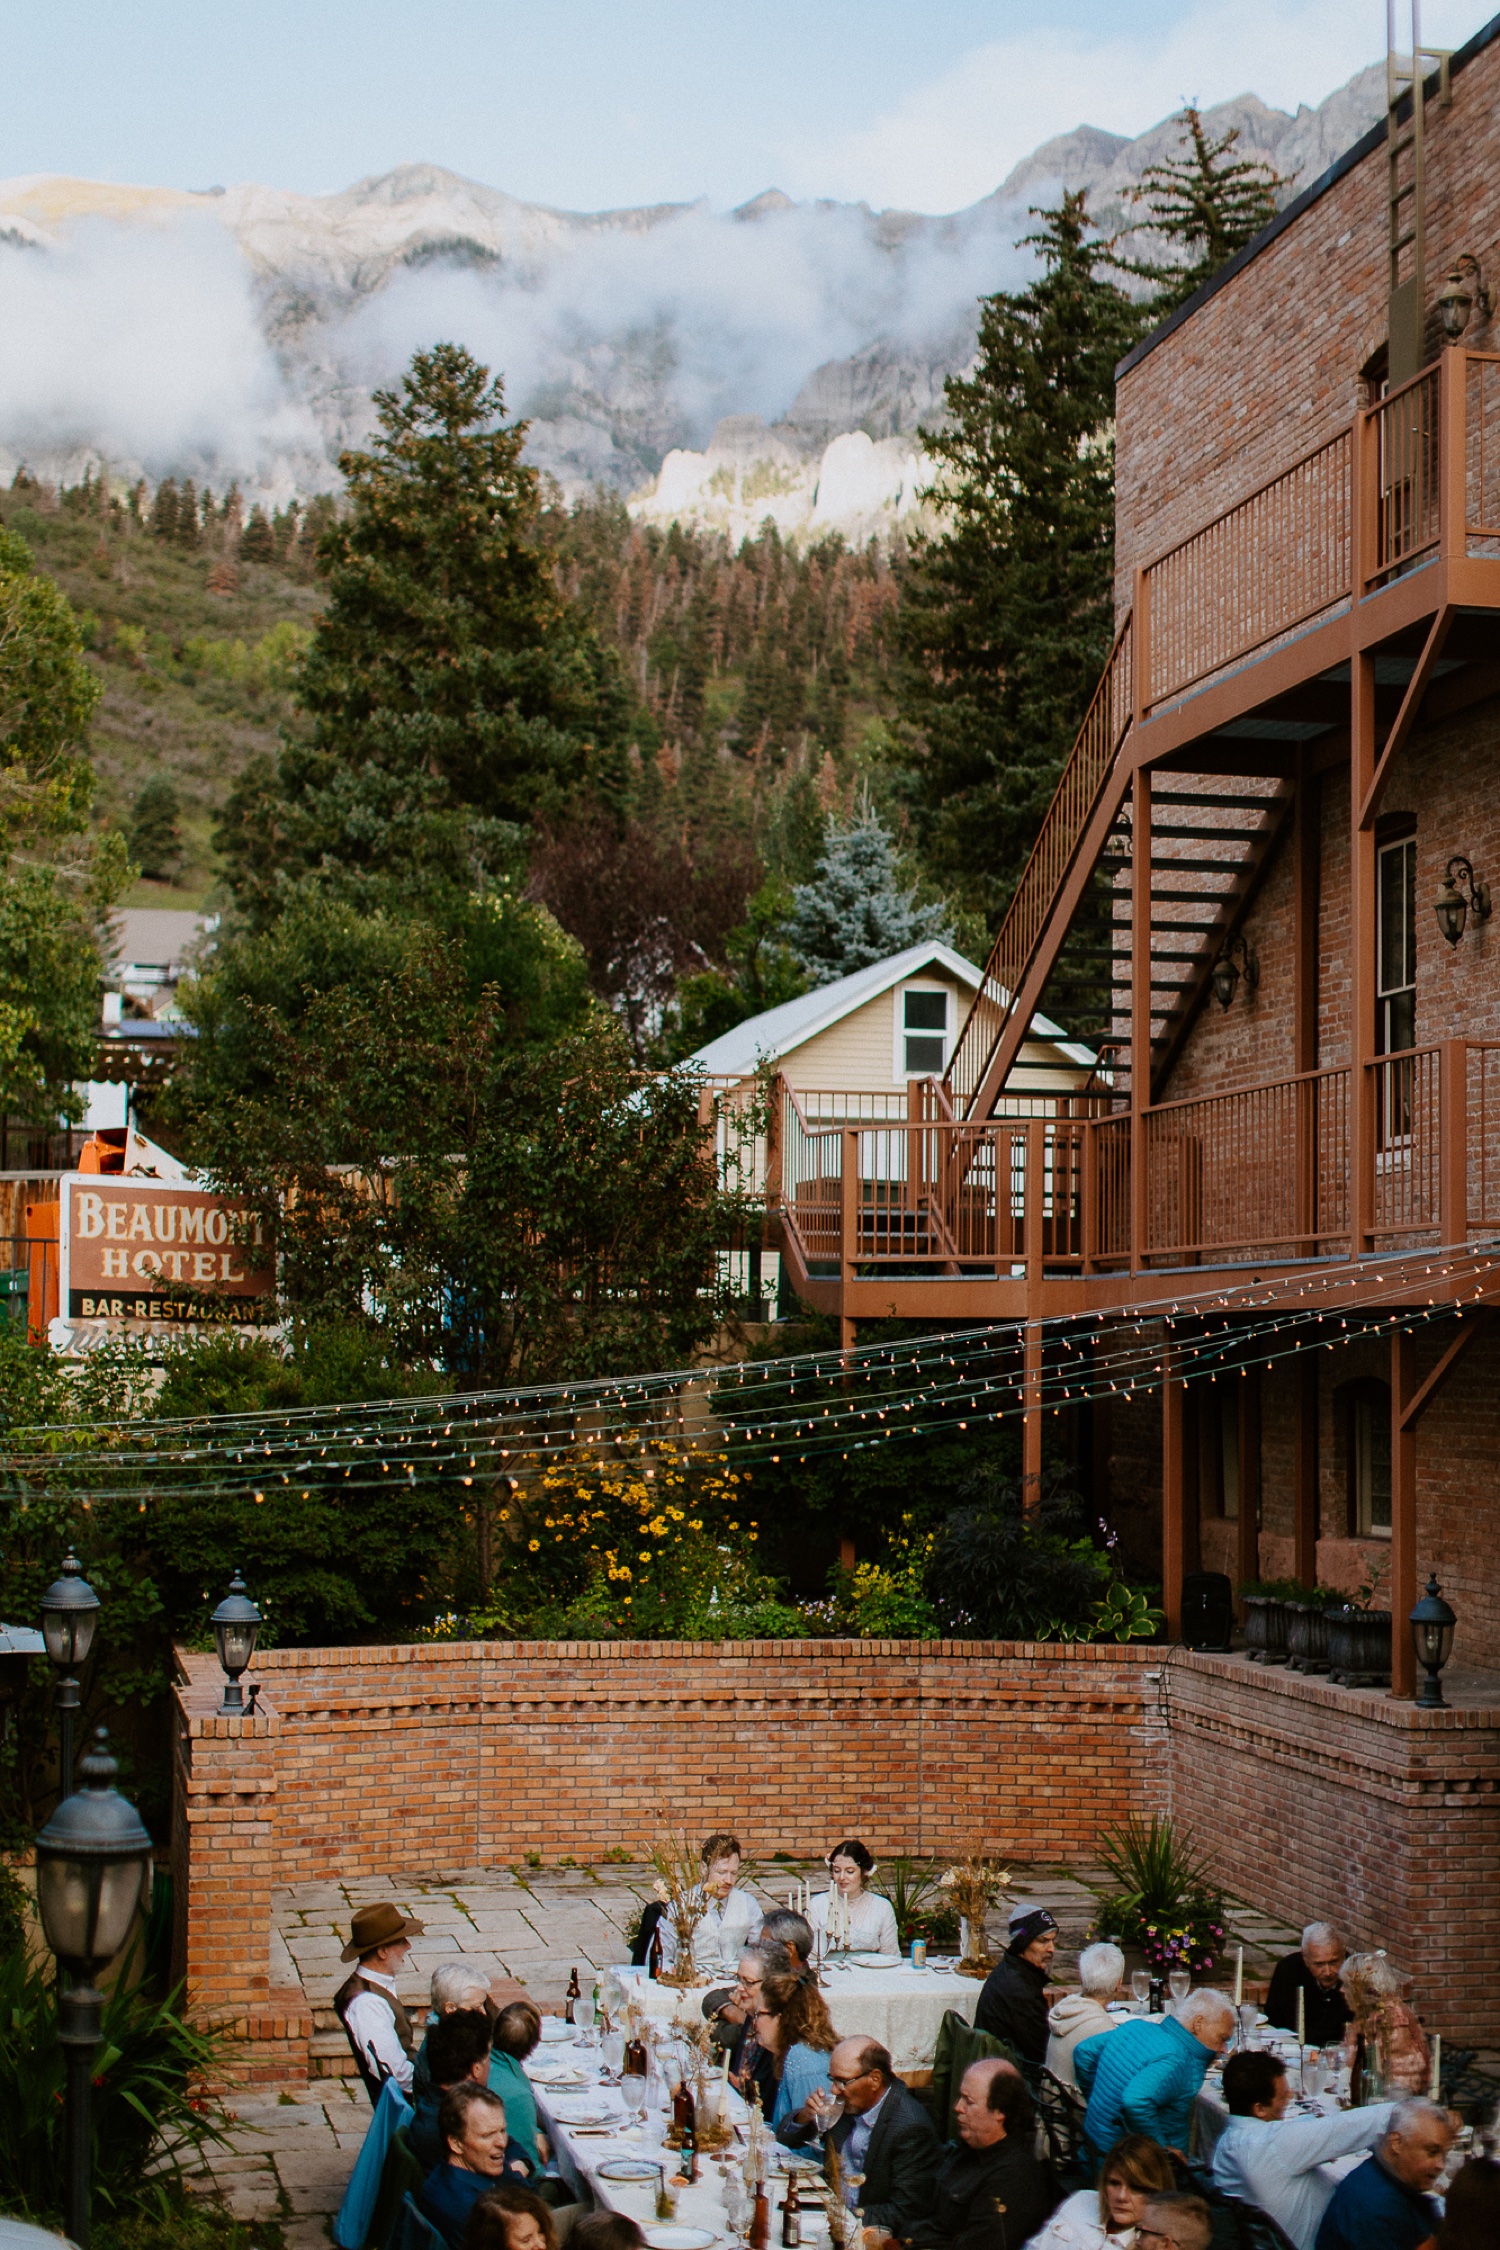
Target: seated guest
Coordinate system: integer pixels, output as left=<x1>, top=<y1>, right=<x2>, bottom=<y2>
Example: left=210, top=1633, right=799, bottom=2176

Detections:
left=1265, top=1925, right=1352, bottom=2051
left=489, top=2002, right=550, bottom=2170
left=659, top=1830, right=763, bottom=1978
left=705, top=1943, right=789, bottom=2107
left=413, top=2013, right=519, bottom=2173
left=759, top=1909, right=816, bottom=1973
left=1338, top=1953, right=1432, bottom=2095
left=569, top=2222, right=645, bottom=2250
left=1134, top=2195, right=1212, bottom=2250
left=1046, top=1944, right=1126, bottom=2090
left=783, top=2038, right=940, bottom=2238
left=1024, top=2131, right=1176, bottom=2247
left=415, top=1964, right=495, bottom=2098
left=754, top=1971, right=838, bottom=2133
left=1211, top=2049, right=1392, bottom=2250
left=810, top=1841, right=900, bottom=1957
left=906, top=2060, right=1056, bottom=2250
left=975, top=1906, right=1059, bottom=2065
left=1074, top=1990, right=1235, bottom=2161
left=1314, top=2098, right=1455, bottom=2250
left=335, top=1901, right=426, bottom=2102
left=465, top=2184, right=558, bottom=2250
left=420, top=2085, right=536, bottom=2250
left=1437, top=2157, right=1500, bottom=2248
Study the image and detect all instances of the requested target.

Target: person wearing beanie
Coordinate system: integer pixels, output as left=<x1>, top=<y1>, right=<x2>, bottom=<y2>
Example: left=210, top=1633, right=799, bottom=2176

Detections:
left=974, top=1904, right=1059, bottom=2064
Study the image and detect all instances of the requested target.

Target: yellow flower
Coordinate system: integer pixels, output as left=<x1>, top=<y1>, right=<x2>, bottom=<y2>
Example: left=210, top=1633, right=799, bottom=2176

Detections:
left=528, top=1539, right=540, bottom=1552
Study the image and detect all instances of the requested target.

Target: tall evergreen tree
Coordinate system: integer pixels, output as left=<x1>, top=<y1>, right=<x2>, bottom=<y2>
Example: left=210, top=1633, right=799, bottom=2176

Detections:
left=896, top=195, right=1145, bottom=926
left=783, top=807, right=951, bottom=985
left=1120, top=107, right=1289, bottom=312
left=222, top=344, right=628, bottom=919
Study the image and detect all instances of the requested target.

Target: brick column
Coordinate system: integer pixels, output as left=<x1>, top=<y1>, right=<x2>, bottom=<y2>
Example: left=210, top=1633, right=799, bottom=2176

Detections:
left=172, top=1651, right=310, bottom=2084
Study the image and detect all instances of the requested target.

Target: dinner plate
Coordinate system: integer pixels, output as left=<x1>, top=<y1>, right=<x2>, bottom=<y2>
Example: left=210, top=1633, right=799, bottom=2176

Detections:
left=538, top=2019, right=575, bottom=2043
left=849, top=1952, right=902, bottom=1969
left=645, top=2231, right=718, bottom=2250
left=597, top=2159, right=662, bottom=2182
left=552, top=2102, right=616, bottom=2125
left=529, top=2066, right=589, bottom=2085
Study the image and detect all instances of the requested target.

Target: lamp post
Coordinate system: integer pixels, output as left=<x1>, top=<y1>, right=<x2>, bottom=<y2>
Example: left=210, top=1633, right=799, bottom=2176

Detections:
left=209, top=1571, right=262, bottom=1714
left=39, top=1550, right=101, bottom=1794
left=34, top=1728, right=153, bottom=2249
left=1409, top=1573, right=1458, bottom=1708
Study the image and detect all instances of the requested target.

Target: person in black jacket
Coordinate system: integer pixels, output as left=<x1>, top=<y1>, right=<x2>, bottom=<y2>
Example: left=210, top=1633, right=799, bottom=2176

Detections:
left=975, top=1906, right=1059, bottom=2065
left=1263, top=1924, right=1351, bottom=2052
left=908, top=2061, right=1058, bottom=2250
left=779, top=2038, right=941, bottom=2240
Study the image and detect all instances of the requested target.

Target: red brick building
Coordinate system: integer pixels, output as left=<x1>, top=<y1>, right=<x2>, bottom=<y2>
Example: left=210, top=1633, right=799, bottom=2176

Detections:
left=771, top=17, right=1500, bottom=1692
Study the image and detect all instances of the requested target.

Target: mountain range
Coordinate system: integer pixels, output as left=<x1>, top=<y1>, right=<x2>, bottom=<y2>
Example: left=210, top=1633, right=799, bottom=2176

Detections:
left=0, top=61, right=1387, bottom=539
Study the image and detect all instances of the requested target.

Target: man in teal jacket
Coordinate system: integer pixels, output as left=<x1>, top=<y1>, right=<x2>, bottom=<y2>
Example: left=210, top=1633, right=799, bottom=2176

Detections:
left=1074, top=1990, right=1236, bottom=2161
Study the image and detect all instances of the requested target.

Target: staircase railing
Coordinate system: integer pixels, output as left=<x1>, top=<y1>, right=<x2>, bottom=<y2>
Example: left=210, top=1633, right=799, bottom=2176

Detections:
left=943, top=613, right=1134, bottom=1120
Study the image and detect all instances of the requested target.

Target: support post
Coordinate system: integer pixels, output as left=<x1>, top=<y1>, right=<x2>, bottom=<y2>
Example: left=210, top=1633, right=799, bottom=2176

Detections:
left=1351, top=401, right=1380, bottom=602
left=1237, top=1362, right=1262, bottom=1600
left=1294, top=749, right=1321, bottom=1252
left=1022, top=1322, right=1044, bottom=1516
left=1130, top=764, right=1153, bottom=1267
left=839, top=1129, right=858, bottom=1352
left=1293, top=1357, right=1318, bottom=1588
left=1439, top=345, right=1467, bottom=561
left=1022, top=1125, right=1046, bottom=1514
left=1392, top=1326, right=1417, bottom=1698
left=1163, top=1345, right=1187, bottom=1638
left=1351, top=652, right=1379, bottom=1255
left=1133, top=567, right=1151, bottom=723
left=59, top=1982, right=102, bottom=2249
left=1440, top=1038, right=1468, bottom=1248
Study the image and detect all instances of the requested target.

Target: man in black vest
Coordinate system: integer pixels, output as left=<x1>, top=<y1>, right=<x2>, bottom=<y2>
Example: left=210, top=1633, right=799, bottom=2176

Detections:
left=334, top=1900, right=427, bottom=2103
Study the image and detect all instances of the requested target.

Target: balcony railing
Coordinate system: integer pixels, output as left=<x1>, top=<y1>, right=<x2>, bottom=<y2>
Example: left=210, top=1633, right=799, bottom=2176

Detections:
left=774, top=1044, right=1500, bottom=1292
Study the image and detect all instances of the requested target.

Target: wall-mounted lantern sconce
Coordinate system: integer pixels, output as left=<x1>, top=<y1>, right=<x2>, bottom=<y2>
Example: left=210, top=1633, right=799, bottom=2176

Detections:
left=1436, top=255, right=1495, bottom=340
left=1434, top=855, right=1492, bottom=946
left=1211, top=935, right=1260, bottom=1011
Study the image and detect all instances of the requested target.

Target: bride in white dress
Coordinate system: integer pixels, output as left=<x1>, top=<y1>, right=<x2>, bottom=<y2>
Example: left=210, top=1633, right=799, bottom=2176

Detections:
left=808, top=1838, right=900, bottom=1956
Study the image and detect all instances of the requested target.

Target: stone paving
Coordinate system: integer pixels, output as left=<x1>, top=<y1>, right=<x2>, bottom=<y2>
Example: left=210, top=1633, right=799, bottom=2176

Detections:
left=191, top=1860, right=1302, bottom=2238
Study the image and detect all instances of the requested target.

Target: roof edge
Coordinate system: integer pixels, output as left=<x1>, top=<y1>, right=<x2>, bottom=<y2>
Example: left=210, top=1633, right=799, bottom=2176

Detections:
left=1115, top=10, right=1500, bottom=382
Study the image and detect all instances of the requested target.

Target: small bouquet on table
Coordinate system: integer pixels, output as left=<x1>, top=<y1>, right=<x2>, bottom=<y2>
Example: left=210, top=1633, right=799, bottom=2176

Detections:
left=648, top=1817, right=711, bottom=1989
left=939, top=1852, right=1012, bottom=1980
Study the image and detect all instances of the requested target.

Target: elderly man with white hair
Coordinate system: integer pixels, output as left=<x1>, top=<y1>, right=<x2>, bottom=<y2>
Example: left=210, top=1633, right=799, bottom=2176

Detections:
left=1044, top=1942, right=1124, bottom=2089
left=1073, top=1988, right=1236, bottom=2162
left=1265, top=1922, right=1352, bottom=2050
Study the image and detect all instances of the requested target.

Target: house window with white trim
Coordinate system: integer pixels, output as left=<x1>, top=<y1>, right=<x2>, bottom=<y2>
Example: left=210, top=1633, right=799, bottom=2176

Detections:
left=899, top=985, right=950, bottom=1077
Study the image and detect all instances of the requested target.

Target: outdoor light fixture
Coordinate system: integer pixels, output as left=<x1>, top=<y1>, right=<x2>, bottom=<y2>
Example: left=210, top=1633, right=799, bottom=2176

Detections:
left=39, top=1549, right=101, bottom=1793
left=1436, top=255, right=1494, bottom=340
left=1211, top=935, right=1260, bottom=1010
left=34, top=1729, right=153, bottom=2249
left=209, top=1570, right=262, bottom=1713
left=1434, top=855, right=1492, bottom=945
left=1409, top=1572, right=1458, bottom=1707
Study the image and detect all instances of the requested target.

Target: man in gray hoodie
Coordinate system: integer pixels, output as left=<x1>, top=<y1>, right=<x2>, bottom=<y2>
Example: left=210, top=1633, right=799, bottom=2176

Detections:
left=1044, top=1942, right=1125, bottom=2088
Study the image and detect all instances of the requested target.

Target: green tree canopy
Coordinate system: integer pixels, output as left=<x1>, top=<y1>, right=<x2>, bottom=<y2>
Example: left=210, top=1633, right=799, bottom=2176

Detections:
left=784, top=807, right=951, bottom=984
left=895, top=196, right=1146, bottom=926
left=1120, top=107, right=1289, bottom=312
left=220, top=344, right=630, bottom=920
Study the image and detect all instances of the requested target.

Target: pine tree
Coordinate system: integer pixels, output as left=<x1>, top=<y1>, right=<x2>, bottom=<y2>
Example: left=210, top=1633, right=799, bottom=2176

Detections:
left=783, top=806, right=951, bottom=985
left=896, top=195, right=1146, bottom=925
left=150, top=479, right=180, bottom=542
left=127, top=774, right=183, bottom=881
left=1119, top=107, right=1289, bottom=312
left=176, top=479, right=199, bottom=549
left=238, top=504, right=275, bottom=563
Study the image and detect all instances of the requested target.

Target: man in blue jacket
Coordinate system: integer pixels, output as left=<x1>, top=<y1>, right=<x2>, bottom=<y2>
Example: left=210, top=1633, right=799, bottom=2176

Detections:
left=1074, top=1989, right=1235, bottom=2161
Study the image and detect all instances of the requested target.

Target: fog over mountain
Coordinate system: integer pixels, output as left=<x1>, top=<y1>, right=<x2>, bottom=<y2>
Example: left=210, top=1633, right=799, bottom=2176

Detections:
left=0, top=61, right=1384, bottom=539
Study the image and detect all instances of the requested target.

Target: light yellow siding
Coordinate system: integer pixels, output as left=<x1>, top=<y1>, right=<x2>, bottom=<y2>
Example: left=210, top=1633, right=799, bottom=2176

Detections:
left=786, top=974, right=970, bottom=1092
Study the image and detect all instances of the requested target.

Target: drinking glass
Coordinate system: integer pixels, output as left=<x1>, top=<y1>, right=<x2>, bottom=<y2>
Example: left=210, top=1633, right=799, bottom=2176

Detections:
left=1130, top=1971, right=1151, bottom=2011
left=807, top=2085, right=845, bottom=2136
left=622, top=2072, right=647, bottom=2124
left=1303, top=2055, right=1328, bottom=2098
left=1238, top=2003, right=1259, bottom=2050
left=575, top=1987, right=596, bottom=2035
left=1168, top=1970, right=1190, bottom=2005
left=603, top=2029, right=626, bottom=2080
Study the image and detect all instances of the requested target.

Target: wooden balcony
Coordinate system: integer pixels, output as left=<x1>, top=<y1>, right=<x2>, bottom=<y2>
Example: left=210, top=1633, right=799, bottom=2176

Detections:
left=770, top=1046, right=1500, bottom=1321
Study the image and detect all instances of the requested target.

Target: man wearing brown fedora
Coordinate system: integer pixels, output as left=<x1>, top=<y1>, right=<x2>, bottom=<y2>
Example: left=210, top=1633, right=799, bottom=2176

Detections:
left=335, top=1900, right=426, bottom=2102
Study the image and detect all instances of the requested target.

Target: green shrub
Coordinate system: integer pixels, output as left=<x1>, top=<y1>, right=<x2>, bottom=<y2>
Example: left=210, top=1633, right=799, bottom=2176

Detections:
left=1090, top=1813, right=1228, bottom=1976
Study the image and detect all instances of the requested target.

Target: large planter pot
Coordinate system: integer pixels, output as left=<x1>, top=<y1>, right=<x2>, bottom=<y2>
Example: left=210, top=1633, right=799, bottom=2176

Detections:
left=1327, top=1605, right=1393, bottom=1687
left=1243, top=1595, right=1290, bottom=1664
left=1285, top=1601, right=1330, bottom=1674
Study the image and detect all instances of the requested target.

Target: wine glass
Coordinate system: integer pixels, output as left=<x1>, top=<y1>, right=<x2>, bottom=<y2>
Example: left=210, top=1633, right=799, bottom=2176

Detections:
left=602, top=2028, right=625, bottom=2080
left=807, top=2085, right=845, bottom=2136
left=622, top=2071, right=647, bottom=2126
left=575, top=1985, right=596, bottom=2037
left=1130, top=1970, right=1151, bottom=2012
left=1238, top=2003, right=1259, bottom=2050
left=1303, top=2054, right=1328, bottom=2098
left=1168, top=1969, right=1191, bottom=2005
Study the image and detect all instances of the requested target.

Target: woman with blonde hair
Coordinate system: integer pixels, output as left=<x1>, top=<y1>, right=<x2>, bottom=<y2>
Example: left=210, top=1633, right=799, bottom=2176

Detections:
left=753, top=1971, right=838, bottom=2130
left=1025, top=2134, right=1177, bottom=2246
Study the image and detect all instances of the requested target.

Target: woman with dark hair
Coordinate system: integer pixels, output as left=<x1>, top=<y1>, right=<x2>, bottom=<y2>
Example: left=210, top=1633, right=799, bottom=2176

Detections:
left=811, top=1839, right=899, bottom=1956
left=569, top=2218, right=646, bottom=2250
left=489, top=2002, right=549, bottom=2168
left=754, top=1970, right=839, bottom=2130
left=464, top=2184, right=559, bottom=2250
left=1438, top=2157, right=1500, bottom=2248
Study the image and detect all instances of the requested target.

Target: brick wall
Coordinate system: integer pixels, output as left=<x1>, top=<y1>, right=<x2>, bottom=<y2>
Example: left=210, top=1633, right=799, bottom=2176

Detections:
left=1114, top=25, right=1500, bottom=606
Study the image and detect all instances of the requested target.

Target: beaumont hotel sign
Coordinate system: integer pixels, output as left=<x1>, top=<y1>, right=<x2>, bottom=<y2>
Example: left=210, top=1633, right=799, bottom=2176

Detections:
left=62, top=1178, right=273, bottom=1329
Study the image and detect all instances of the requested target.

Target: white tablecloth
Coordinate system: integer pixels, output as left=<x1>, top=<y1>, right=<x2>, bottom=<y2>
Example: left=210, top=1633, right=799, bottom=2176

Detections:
left=623, top=1962, right=980, bottom=2075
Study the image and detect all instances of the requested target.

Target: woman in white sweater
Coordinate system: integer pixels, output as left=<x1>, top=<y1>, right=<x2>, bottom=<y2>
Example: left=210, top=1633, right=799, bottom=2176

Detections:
left=1025, top=2134, right=1177, bottom=2248
left=808, top=1838, right=900, bottom=1956
left=1045, top=1941, right=1127, bottom=2088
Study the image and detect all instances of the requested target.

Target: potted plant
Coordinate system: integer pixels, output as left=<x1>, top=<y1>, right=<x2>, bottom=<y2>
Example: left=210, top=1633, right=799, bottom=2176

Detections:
left=1090, top=1814, right=1228, bottom=1978
left=1240, top=1580, right=1294, bottom=1664
left=1285, top=1583, right=1335, bottom=1674
left=1327, top=1556, right=1392, bottom=1688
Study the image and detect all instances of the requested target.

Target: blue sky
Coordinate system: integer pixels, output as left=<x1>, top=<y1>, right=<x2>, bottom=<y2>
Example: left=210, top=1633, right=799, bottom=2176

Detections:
left=9, top=0, right=1495, bottom=212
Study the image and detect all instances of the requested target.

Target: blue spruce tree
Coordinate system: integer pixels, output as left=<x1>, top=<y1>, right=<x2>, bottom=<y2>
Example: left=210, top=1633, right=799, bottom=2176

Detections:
left=785, top=808, right=952, bottom=985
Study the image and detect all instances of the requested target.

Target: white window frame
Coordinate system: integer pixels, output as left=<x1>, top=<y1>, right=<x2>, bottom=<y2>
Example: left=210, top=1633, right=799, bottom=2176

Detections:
left=893, top=982, right=952, bottom=1081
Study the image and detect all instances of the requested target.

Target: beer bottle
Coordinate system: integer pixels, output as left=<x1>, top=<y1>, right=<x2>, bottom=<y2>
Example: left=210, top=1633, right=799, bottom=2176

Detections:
left=565, top=1967, right=581, bottom=2024
left=781, top=2174, right=802, bottom=2248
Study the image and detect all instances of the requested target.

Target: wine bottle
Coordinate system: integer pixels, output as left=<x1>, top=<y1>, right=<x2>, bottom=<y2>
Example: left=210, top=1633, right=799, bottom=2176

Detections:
left=565, top=1967, right=581, bottom=2024
left=781, top=2174, right=802, bottom=2248
left=749, top=2183, right=770, bottom=2250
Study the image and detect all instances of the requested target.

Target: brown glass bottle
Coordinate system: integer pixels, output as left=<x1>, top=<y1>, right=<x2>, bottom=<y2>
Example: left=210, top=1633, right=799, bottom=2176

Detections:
left=780, top=2174, right=802, bottom=2248
left=671, top=2076, right=696, bottom=2145
left=624, top=2032, right=650, bottom=2079
left=748, top=2183, right=770, bottom=2250
left=565, top=1967, right=582, bottom=2024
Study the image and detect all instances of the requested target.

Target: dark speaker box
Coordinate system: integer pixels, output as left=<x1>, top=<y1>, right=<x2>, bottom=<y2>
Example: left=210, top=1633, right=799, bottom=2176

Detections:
left=1180, top=1570, right=1235, bottom=1651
